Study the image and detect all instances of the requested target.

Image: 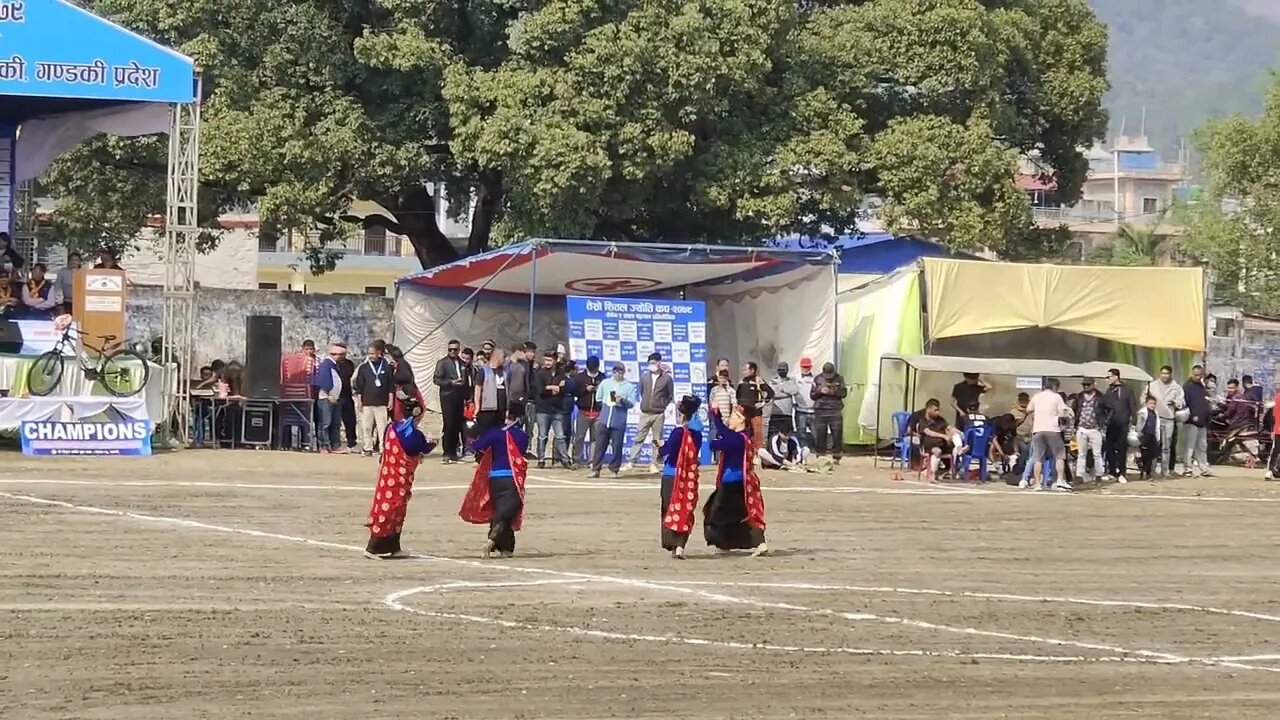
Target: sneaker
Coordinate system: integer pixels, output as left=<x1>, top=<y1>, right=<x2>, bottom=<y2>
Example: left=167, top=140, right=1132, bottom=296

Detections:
left=482, top=539, right=495, bottom=559
left=647, top=464, right=660, bottom=475
left=589, top=469, right=601, bottom=479
left=332, top=447, right=350, bottom=455
left=537, top=460, right=546, bottom=470
left=362, top=450, right=373, bottom=458
left=1052, top=481, right=1073, bottom=493
left=318, top=448, right=332, bottom=455
left=1117, top=475, right=1128, bottom=485
left=1200, top=470, right=1214, bottom=478
left=1182, top=470, right=1194, bottom=477
left=499, top=551, right=514, bottom=558
left=1018, top=478, right=1030, bottom=489
left=674, top=547, right=685, bottom=560
left=1266, top=471, right=1275, bottom=481
left=621, top=462, right=634, bottom=473
left=751, top=543, right=769, bottom=557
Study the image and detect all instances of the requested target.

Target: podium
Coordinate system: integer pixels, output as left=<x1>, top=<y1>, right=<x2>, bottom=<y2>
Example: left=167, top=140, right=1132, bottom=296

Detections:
left=72, top=268, right=127, bottom=354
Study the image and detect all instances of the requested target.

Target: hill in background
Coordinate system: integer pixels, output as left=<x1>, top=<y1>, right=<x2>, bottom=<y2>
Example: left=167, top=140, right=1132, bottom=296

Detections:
left=1089, top=0, right=1279, bottom=156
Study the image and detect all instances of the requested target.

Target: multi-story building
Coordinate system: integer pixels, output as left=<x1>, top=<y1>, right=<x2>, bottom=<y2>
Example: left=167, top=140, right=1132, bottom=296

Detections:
left=1021, top=135, right=1190, bottom=255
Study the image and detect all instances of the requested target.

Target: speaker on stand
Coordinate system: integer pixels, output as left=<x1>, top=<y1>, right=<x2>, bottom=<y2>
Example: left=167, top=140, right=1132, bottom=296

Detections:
left=244, top=315, right=283, bottom=398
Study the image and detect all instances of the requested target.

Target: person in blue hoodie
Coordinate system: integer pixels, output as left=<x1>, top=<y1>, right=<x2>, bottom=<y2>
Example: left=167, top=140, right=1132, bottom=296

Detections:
left=589, top=363, right=637, bottom=478
left=460, top=405, right=531, bottom=558
left=311, top=344, right=346, bottom=453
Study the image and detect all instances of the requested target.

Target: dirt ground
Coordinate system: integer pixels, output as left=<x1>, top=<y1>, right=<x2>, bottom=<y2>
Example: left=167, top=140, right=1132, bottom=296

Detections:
left=4, top=450, right=1280, bottom=719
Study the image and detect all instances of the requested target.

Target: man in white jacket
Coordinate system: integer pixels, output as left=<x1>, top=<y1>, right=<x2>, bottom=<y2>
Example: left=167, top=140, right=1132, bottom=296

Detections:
left=1145, top=365, right=1185, bottom=477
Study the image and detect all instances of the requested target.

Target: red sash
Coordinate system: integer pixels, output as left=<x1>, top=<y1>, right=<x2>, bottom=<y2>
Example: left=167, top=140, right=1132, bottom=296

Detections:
left=714, top=430, right=766, bottom=530
left=365, top=424, right=420, bottom=537
left=459, top=431, right=528, bottom=530
left=661, top=428, right=700, bottom=534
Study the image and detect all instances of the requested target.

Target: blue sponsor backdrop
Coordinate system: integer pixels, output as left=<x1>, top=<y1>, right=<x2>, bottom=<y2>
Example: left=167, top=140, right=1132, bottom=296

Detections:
left=0, top=0, right=196, bottom=103
left=21, top=420, right=153, bottom=456
left=566, top=295, right=711, bottom=466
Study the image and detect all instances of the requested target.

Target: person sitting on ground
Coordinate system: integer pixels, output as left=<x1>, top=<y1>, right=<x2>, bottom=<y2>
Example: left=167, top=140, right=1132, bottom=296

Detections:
left=917, top=399, right=953, bottom=482
left=757, top=427, right=810, bottom=472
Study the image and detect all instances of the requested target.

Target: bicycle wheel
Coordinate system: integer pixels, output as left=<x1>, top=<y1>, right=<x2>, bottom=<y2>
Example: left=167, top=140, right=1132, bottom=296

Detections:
left=99, top=348, right=152, bottom=397
left=26, top=351, right=65, bottom=397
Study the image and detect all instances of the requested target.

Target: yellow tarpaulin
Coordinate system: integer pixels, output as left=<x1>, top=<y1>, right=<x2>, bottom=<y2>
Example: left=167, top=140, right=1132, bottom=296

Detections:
left=922, top=258, right=1205, bottom=351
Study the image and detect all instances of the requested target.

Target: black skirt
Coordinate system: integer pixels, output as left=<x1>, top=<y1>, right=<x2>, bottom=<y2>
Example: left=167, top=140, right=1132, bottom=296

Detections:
left=660, top=473, right=689, bottom=551
left=703, top=483, right=764, bottom=550
left=487, top=476, right=523, bottom=553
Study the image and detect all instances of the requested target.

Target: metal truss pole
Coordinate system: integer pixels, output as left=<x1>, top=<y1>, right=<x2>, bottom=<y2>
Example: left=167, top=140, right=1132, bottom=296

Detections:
left=161, top=74, right=202, bottom=446
left=12, top=179, right=36, bottom=262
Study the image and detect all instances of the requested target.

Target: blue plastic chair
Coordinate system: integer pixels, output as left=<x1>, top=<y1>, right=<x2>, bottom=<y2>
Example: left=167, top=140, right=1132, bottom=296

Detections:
left=956, top=423, right=994, bottom=482
left=891, top=411, right=913, bottom=469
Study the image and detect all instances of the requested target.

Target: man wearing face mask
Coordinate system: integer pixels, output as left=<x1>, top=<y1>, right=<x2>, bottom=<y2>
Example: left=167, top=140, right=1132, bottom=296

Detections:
left=767, top=362, right=800, bottom=440
left=625, top=352, right=675, bottom=473
left=810, top=362, right=848, bottom=464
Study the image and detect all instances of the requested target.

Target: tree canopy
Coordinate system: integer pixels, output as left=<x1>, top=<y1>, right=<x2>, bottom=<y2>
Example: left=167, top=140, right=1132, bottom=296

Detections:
left=1180, top=73, right=1280, bottom=313
left=44, top=0, right=1109, bottom=269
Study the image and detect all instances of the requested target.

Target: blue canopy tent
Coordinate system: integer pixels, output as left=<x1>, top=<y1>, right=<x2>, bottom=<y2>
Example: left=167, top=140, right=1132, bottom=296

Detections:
left=769, top=232, right=977, bottom=291
left=0, top=0, right=201, bottom=440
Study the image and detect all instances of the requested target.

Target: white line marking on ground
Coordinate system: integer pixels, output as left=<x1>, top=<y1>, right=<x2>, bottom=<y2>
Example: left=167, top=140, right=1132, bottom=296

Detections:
left=3, top=489, right=1277, bottom=672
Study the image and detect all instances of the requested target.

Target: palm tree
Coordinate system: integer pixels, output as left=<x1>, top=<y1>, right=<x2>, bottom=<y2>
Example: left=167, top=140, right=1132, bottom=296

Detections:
left=1089, top=211, right=1171, bottom=266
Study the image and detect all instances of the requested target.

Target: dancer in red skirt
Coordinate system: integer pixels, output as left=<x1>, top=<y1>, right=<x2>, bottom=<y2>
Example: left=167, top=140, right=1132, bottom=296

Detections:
left=703, top=406, right=768, bottom=556
left=459, top=406, right=531, bottom=558
left=659, top=396, right=703, bottom=558
left=364, top=390, right=436, bottom=559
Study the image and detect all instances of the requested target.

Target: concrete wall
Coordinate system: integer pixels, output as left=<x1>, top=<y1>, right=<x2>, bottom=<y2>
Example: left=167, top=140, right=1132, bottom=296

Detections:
left=126, top=285, right=396, bottom=373
left=119, top=229, right=260, bottom=290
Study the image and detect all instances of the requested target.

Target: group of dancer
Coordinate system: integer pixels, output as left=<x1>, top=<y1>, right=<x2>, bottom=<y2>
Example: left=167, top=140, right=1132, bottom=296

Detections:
left=363, top=393, right=769, bottom=560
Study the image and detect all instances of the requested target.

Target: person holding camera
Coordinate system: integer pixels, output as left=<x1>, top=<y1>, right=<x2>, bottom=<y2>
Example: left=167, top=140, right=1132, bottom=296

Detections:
left=589, top=363, right=637, bottom=478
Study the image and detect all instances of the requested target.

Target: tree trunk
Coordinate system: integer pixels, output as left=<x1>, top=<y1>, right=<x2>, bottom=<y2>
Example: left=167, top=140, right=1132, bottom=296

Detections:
left=467, top=170, right=503, bottom=256
left=387, top=185, right=460, bottom=268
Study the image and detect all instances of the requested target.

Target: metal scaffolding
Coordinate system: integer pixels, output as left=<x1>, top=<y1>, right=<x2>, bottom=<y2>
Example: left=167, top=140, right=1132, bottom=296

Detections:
left=160, top=75, right=202, bottom=445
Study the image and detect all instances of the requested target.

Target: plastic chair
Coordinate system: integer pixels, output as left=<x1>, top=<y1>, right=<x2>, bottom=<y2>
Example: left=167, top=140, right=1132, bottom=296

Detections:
left=891, top=411, right=912, bottom=469
left=956, top=423, right=994, bottom=482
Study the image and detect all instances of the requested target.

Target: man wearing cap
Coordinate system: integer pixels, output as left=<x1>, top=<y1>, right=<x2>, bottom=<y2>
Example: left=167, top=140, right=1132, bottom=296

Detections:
left=590, top=363, right=637, bottom=478
left=1071, top=378, right=1105, bottom=483
left=794, top=358, right=816, bottom=447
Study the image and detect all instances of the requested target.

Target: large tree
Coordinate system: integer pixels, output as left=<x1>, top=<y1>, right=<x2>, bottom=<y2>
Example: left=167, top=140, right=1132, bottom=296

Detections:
left=45, top=0, right=1109, bottom=268
left=1179, top=73, right=1280, bottom=313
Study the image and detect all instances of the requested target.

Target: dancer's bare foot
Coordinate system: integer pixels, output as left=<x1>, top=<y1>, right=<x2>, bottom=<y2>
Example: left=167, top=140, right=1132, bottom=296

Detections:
left=482, top=539, right=495, bottom=559
left=674, top=546, right=685, bottom=560
left=751, top=543, right=769, bottom=557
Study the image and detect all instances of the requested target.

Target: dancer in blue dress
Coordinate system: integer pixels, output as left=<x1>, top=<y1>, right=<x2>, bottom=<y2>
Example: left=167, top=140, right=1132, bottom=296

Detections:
left=704, top=406, right=768, bottom=556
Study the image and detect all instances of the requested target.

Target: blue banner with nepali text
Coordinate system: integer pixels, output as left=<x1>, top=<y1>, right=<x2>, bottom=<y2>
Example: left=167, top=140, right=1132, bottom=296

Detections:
left=566, top=295, right=711, bottom=466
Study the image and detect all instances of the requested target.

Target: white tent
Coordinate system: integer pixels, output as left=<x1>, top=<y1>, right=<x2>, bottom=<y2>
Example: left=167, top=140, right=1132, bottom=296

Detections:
left=394, top=239, right=840, bottom=410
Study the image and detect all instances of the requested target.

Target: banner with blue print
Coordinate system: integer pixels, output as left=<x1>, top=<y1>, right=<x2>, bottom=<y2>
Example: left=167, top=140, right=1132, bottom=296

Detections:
left=0, top=0, right=197, bottom=104
left=20, top=420, right=153, bottom=456
left=566, top=295, right=711, bottom=466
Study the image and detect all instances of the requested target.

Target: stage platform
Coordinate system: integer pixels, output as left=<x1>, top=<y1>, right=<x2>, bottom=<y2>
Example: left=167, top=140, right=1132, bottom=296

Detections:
left=0, top=353, right=165, bottom=430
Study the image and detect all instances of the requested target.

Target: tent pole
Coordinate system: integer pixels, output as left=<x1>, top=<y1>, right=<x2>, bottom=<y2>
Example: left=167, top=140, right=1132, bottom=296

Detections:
left=400, top=246, right=526, bottom=356
left=527, top=243, right=538, bottom=342
left=874, top=355, right=884, bottom=467
left=831, top=258, right=840, bottom=366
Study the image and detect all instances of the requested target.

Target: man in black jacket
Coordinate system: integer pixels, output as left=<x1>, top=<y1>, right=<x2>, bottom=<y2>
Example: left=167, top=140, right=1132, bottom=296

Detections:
left=433, top=339, right=469, bottom=463
left=1182, top=364, right=1213, bottom=477
left=352, top=341, right=393, bottom=456
left=571, top=356, right=604, bottom=464
left=811, top=362, right=848, bottom=463
left=532, top=351, right=570, bottom=468
left=1102, top=368, right=1136, bottom=482
left=335, top=344, right=358, bottom=451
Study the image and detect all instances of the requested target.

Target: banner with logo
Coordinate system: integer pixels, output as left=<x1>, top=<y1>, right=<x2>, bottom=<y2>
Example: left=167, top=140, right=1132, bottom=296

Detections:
left=20, top=420, right=153, bottom=456
left=566, top=295, right=710, bottom=465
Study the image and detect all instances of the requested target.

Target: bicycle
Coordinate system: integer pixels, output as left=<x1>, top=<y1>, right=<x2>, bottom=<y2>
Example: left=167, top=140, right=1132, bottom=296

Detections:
left=26, top=328, right=151, bottom=398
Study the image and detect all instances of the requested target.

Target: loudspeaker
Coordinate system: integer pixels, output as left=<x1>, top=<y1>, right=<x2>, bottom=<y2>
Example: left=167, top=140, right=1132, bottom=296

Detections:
left=244, top=315, right=283, bottom=398
left=240, top=402, right=275, bottom=446
left=0, top=320, right=22, bottom=354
